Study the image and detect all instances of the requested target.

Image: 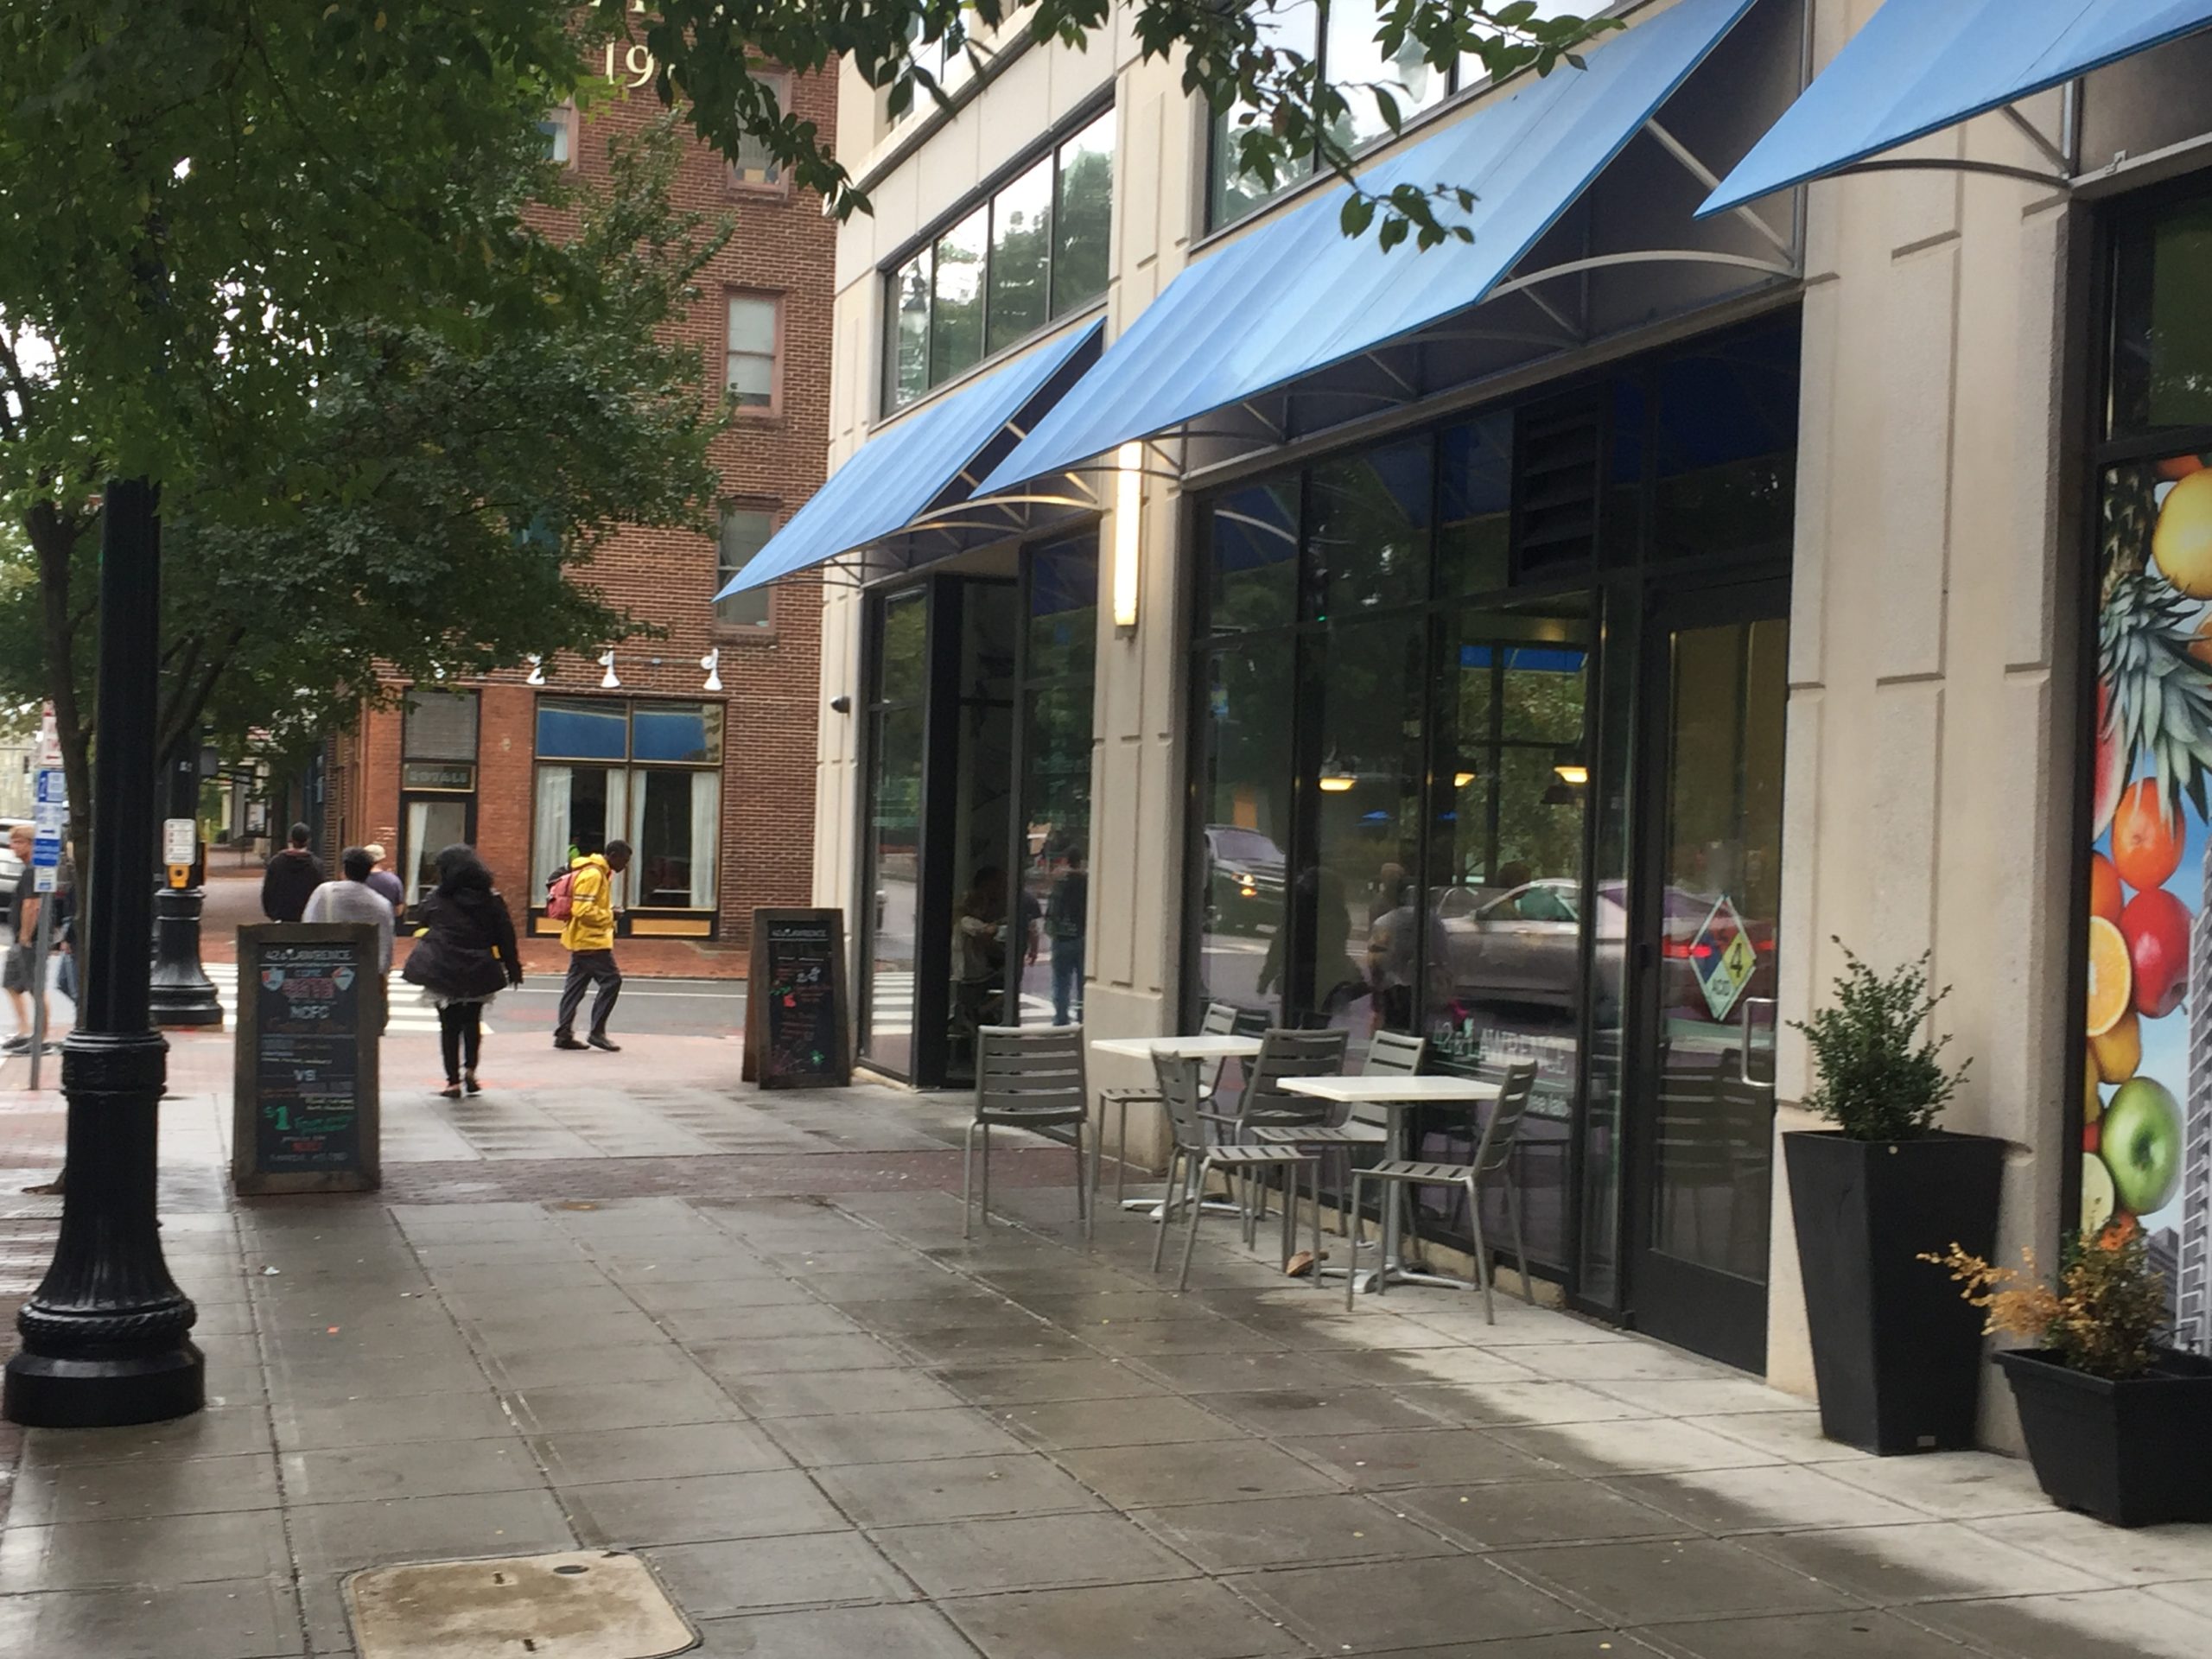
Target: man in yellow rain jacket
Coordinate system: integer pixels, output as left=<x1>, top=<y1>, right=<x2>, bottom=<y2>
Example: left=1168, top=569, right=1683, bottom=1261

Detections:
left=554, top=838, right=630, bottom=1052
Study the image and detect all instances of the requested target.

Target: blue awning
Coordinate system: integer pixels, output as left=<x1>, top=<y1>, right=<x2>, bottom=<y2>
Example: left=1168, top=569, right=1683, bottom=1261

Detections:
left=714, top=320, right=1102, bottom=598
left=974, top=0, right=1758, bottom=498
left=1702, top=0, right=2212, bottom=216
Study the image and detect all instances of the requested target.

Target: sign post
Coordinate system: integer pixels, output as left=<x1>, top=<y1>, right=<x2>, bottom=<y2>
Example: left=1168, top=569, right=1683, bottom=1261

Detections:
left=232, top=922, right=383, bottom=1194
left=27, top=760, right=65, bottom=1092
left=743, top=908, right=851, bottom=1089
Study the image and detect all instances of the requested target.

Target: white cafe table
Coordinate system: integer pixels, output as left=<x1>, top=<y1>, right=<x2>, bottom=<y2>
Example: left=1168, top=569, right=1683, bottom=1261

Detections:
left=1278, top=1073, right=1500, bottom=1291
left=1090, top=1034, right=1266, bottom=1213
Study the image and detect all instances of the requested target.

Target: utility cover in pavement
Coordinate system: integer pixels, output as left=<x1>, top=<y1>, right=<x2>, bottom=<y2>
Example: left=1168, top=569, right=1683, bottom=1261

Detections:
left=345, top=1550, right=694, bottom=1659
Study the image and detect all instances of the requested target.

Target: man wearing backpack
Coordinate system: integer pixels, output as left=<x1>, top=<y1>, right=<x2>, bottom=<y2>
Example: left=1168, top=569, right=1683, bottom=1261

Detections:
left=552, top=837, right=630, bottom=1052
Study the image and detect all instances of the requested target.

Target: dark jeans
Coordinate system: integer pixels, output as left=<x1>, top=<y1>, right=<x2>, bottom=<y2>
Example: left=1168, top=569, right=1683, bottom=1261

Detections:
left=437, top=1001, right=483, bottom=1082
left=556, top=950, right=621, bottom=1040
left=1051, top=936, right=1084, bottom=1025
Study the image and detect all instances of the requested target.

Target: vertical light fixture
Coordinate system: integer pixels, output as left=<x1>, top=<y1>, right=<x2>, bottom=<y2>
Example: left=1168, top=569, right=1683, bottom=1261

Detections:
left=1111, top=441, right=1143, bottom=633
left=597, top=649, right=620, bottom=690
left=524, top=654, right=546, bottom=686
left=700, top=647, right=722, bottom=693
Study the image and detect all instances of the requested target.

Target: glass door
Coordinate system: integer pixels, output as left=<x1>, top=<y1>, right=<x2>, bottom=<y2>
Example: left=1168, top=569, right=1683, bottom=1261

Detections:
left=1627, top=578, right=1787, bottom=1372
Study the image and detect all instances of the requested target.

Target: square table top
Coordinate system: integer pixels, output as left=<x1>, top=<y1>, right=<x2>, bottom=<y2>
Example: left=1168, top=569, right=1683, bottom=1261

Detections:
left=1090, top=1034, right=1265, bottom=1060
left=1277, top=1074, right=1500, bottom=1103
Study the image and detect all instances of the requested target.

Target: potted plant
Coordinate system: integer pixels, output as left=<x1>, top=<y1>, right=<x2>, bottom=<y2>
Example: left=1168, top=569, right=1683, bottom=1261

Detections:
left=1927, top=1222, right=2212, bottom=1527
left=1787, top=944, right=2003, bottom=1454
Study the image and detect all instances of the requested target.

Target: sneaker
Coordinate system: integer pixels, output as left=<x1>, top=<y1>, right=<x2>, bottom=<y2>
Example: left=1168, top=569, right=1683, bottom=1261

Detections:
left=586, top=1035, right=622, bottom=1052
left=553, top=1036, right=589, bottom=1051
left=463, top=1076, right=482, bottom=1096
left=2, top=1036, right=28, bottom=1054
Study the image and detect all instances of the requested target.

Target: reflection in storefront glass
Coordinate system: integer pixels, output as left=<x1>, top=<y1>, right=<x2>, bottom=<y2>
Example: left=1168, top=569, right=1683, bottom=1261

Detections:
left=1019, top=539, right=1097, bottom=1026
left=948, top=585, right=1019, bottom=1084
left=867, top=702, right=925, bottom=1077
left=1420, top=601, right=1591, bottom=1272
left=1298, top=613, right=1427, bottom=1063
left=863, top=589, right=929, bottom=1077
left=1197, top=643, right=1295, bottom=1022
left=1209, top=481, right=1300, bottom=634
left=1306, top=439, right=1431, bottom=618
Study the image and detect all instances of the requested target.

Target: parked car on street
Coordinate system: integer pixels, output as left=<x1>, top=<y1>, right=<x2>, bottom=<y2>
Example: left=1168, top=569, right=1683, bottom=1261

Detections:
left=1203, top=825, right=1287, bottom=934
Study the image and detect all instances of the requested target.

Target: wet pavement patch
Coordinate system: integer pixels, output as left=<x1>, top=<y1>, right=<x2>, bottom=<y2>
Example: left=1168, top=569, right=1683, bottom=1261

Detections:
left=346, top=1549, right=692, bottom=1658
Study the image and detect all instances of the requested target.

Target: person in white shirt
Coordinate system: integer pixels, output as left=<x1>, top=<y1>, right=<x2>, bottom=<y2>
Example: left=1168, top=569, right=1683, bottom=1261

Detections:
left=303, top=845, right=396, bottom=976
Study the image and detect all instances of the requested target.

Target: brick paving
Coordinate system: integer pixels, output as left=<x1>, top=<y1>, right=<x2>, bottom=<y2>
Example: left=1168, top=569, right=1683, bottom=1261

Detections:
left=1, top=1046, right=2209, bottom=1657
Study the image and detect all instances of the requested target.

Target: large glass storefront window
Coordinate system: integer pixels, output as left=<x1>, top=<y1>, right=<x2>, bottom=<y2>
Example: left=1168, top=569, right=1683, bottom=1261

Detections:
left=532, top=699, right=721, bottom=912
left=862, top=590, right=928, bottom=1077
left=884, top=105, right=1116, bottom=411
left=1186, top=316, right=1799, bottom=1286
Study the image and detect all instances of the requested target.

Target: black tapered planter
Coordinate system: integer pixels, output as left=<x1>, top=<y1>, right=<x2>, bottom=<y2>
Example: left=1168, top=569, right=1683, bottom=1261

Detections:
left=1998, top=1348, right=2212, bottom=1527
left=1785, top=1130, right=2004, bottom=1454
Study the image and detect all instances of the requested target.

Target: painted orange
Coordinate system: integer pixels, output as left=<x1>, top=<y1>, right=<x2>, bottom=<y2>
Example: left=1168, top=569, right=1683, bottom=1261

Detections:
left=2090, top=852, right=2125, bottom=925
left=2111, top=779, right=2183, bottom=893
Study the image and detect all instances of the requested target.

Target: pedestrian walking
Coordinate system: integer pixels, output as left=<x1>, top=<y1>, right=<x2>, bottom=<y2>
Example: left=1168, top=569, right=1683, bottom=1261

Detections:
left=1046, top=849, right=1087, bottom=1026
left=401, top=844, right=523, bottom=1098
left=3, top=825, right=53, bottom=1056
left=260, top=823, right=325, bottom=922
left=303, top=845, right=396, bottom=983
left=360, top=841, right=407, bottom=918
left=551, top=837, right=628, bottom=1052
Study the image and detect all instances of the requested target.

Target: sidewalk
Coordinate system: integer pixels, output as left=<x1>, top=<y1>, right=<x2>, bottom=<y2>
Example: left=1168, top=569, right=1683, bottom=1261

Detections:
left=1, top=1041, right=2209, bottom=1658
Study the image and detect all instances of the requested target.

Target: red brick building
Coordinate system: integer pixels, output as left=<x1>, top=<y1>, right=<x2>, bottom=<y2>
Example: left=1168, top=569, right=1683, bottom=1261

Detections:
left=325, top=67, right=835, bottom=950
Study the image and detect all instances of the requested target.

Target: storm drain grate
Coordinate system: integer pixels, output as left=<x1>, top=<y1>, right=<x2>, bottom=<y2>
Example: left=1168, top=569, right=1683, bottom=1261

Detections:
left=345, top=1550, right=695, bottom=1659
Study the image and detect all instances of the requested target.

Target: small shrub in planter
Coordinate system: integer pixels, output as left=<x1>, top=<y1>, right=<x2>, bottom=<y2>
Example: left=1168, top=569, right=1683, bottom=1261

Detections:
left=1786, top=944, right=2004, bottom=1453
left=1927, top=1222, right=2212, bottom=1527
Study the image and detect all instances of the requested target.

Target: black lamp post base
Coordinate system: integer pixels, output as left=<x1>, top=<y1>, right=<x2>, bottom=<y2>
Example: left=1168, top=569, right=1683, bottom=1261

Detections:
left=150, top=887, right=223, bottom=1027
left=3, top=1342, right=205, bottom=1428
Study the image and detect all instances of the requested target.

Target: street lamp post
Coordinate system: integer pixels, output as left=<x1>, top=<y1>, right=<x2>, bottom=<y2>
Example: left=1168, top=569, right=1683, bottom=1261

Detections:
left=4, top=479, right=204, bottom=1427
left=150, top=737, right=223, bottom=1028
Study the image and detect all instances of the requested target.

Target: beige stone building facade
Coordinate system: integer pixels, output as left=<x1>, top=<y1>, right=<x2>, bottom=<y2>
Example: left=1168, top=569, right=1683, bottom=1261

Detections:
left=742, top=0, right=2212, bottom=1430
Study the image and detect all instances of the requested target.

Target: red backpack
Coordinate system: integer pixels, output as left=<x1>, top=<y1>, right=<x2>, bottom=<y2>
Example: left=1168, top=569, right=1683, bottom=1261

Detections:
left=545, top=868, right=578, bottom=922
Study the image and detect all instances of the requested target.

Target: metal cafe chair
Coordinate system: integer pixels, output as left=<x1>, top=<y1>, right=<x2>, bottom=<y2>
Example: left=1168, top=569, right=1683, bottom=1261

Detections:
left=1147, top=1050, right=1321, bottom=1291
left=1250, top=1029, right=1425, bottom=1241
left=962, top=1026, right=1093, bottom=1241
left=1345, top=1058, right=1538, bottom=1323
left=1204, top=1026, right=1347, bottom=1223
left=1094, top=1000, right=1238, bottom=1205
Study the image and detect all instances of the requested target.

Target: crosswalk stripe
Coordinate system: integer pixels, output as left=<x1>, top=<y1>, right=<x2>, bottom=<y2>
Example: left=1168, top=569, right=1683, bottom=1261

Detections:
left=201, top=964, right=484, bottom=1034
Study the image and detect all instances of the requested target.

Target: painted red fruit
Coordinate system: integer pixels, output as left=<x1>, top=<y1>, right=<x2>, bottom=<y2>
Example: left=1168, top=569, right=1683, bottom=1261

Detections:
left=2120, top=887, right=2192, bottom=1020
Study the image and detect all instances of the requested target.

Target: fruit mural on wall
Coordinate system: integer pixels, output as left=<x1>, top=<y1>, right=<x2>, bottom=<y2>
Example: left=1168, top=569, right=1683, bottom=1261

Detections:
left=2088, top=457, right=2212, bottom=1354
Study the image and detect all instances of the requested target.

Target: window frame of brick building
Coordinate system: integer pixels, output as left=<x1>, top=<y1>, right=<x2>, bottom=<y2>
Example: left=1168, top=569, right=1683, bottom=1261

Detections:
left=531, top=696, right=725, bottom=934
left=715, top=503, right=781, bottom=635
left=881, top=99, right=1116, bottom=414
left=725, top=291, right=784, bottom=415
left=538, top=103, right=580, bottom=170
left=399, top=688, right=480, bottom=904
left=729, top=71, right=792, bottom=194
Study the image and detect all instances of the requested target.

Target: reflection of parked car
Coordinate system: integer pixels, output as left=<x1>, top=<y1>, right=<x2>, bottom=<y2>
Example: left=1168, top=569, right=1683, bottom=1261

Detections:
left=1204, top=826, right=1286, bottom=933
left=1433, top=878, right=1773, bottom=1022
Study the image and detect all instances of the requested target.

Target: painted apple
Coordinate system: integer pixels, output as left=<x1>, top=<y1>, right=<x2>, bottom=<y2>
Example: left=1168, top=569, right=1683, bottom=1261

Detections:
left=2120, top=887, right=2191, bottom=1020
left=2101, top=1077, right=2184, bottom=1217
left=2082, top=1152, right=2117, bottom=1236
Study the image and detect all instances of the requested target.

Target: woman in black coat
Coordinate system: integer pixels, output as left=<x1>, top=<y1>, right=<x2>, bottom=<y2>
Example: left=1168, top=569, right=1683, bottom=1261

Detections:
left=401, top=844, right=523, bottom=1097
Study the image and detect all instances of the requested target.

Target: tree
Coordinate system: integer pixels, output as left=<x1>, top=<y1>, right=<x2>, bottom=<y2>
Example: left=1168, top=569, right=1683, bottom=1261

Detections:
left=0, top=2, right=1608, bottom=859
left=0, top=7, right=724, bottom=864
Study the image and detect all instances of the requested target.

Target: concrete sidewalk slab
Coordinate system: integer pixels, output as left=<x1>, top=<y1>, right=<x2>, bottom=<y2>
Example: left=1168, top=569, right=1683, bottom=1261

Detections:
left=2, top=1060, right=2210, bottom=1658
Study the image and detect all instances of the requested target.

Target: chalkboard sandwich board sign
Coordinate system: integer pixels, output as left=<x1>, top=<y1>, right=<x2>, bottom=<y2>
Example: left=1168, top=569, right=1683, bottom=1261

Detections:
left=744, top=907, right=851, bottom=1089
left=232, top=922, right=385, bottom=1195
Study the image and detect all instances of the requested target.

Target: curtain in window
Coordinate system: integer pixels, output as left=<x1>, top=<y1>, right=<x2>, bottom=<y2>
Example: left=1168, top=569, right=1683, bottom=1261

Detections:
left=532, top=765, right=573, bottom=892
left=690, top=771, right=720, bottom=911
